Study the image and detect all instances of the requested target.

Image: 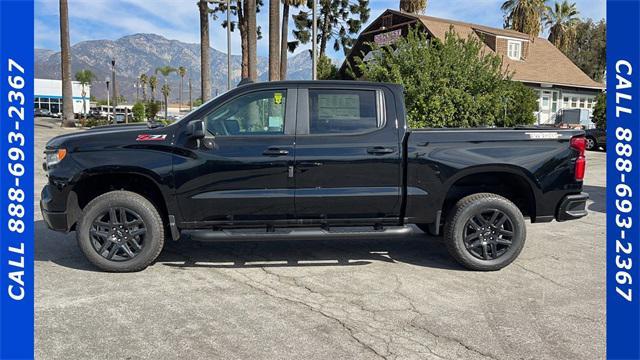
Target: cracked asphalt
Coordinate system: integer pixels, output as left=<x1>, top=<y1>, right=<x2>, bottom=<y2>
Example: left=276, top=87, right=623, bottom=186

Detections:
left=34, top=118, right=605, bottom=359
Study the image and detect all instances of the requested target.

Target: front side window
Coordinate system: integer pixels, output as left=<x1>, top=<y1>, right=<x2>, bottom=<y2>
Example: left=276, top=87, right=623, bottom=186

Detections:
left=507, top=40, right=522, bottom=60
left=308, top=89, right=380, bottom=134
left=204, top=90, right=286, bottom=136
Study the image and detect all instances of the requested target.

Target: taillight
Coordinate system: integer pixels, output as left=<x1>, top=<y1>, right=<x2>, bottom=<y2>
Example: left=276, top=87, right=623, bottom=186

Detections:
left=570, top=136, right=586, bottom=181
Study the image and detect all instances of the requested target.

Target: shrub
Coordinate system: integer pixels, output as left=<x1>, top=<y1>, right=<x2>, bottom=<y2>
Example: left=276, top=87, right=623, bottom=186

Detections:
left=132, top=102, right=145, bottom=122
left=355, top=27, right=537, bottom=128
left=145, top=101, right=161, bottom=120
left=592, top=92, right=606, bottom=129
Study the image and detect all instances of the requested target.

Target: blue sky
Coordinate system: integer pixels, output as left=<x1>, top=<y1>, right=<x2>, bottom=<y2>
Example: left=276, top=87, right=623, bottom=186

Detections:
left=35, top=0, right=606, bottom=61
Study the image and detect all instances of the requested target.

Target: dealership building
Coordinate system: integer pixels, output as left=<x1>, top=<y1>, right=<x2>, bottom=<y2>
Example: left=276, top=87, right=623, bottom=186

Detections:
left=35, top=78, right=91, bottom=115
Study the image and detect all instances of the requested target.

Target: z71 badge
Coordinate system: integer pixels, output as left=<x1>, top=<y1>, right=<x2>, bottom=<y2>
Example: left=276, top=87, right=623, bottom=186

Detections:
left=136, top=134, right=167, bottom=141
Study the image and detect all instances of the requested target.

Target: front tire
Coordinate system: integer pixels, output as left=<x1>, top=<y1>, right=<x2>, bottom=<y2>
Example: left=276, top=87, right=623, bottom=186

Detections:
left=76, top=191, right=165, bottom=272
left=443, top=193, right=526, bottom=271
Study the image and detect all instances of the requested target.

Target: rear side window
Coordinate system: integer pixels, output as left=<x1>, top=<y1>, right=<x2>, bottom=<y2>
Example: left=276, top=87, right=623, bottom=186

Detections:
left=308, top=89, right=380, bottom=134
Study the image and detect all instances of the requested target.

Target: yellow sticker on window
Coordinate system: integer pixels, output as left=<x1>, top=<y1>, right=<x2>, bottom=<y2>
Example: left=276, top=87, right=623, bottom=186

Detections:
left=274, top=92, right=283, bottom=105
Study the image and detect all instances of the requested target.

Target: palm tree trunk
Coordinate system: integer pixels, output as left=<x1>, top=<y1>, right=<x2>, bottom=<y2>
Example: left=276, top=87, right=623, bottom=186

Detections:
left=269, top=0, right=280, bottom=81
left=59, top=0, right=75, bottom=127
left=319, top=1, right=330, bottom=58
left=165, top=95, right=168, bottom=120
left=238, top=0, right=249, bottom=78
left=198, top=0, right=211, bottom=101
left=179, top=76, right=183, bottom=111
left=82, top=86, right=87, bottom=120
left=246, top=0, right=258, bottom=81
left=280, top=2, right=290, bottom=80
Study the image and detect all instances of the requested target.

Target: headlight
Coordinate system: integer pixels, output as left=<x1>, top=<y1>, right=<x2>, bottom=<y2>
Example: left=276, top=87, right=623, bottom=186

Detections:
left=45, top=148, right=67, bottom=169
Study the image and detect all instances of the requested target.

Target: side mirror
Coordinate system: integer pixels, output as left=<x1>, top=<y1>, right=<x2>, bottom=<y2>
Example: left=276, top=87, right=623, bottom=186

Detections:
left=186, top=119, right=205, bottom=139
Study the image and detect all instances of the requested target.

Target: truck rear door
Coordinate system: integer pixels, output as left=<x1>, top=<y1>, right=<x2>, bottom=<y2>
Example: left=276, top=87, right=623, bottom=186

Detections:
left=293, top=84, right=402, bottom=222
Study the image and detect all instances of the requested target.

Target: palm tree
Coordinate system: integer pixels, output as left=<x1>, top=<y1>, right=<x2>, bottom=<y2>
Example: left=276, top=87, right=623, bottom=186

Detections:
left=74, top=70, right=95, bottom=120
left=544, top=1, right=580, bottom=52
left=59, top=0, right=75, bottom=127
left=247, top=0, right=258, bottom=80
left=139, top=74, right=148, bottom=101
left=269, top=0, right=281, bottom=81
left=501, top=0, right=548, bottom=38
left=161, top=83, right=171, bottom=120
left=149, top=75, right=158, bottom=101
left=155, top=66, right=176, bottom=119
left=399, top=0, right=427, bottom=14
left=198, top=0, right=212, bottom=101
left=178, top=66, right=187, bottom=111
left=280, top=0, right=305, bottom=80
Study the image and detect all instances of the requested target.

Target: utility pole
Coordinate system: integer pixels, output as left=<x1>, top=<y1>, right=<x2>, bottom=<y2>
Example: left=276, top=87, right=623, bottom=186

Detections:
left=105, top=77, right=110, bottom=121
left=206, top=0, right=232, bottom=90
left=189, top=76, right=192, bottom=111
left=312, top=0, right=317, bottom=80
left=111, top=58, right=117, bottom=124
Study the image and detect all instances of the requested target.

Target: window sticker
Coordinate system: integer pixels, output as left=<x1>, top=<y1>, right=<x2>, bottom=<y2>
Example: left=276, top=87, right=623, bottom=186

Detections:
left=274, top=92, right=283, bottom=105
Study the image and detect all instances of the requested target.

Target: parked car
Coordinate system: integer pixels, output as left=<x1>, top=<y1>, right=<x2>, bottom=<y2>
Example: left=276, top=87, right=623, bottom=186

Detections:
left=41, top=81, right=589, bottom=272
left=585, top=128, right=606, bottom=151
left=34, top=108, right=51, bottom=117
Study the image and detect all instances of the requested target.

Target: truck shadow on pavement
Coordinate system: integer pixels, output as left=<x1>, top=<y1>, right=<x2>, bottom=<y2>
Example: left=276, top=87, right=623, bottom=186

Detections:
left=35, top=221, right=464, bottom=272
left=582, top=185, right=605, bottom=214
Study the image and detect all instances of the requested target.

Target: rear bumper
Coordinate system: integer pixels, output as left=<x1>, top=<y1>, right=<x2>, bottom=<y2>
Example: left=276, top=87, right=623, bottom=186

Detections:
left=556, top=192, right=589, bottom=221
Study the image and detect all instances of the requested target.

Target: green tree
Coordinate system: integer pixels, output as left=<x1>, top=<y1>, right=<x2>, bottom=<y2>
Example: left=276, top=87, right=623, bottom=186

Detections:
left=210, top=1, right=264, bottom=79
left=145, top=101, right=161, bottom=120
left=499, top=81, right=538, bottom=126
left=317, top=55, right=338, bottom=80
left=501, top=0, right=548, bottom=37
left=139, top=74, right=148, bottom=101
left=593, top=92, right=606, bottom=129
left=545, top=1, right=580, bottom=52
left=161, top=83, right=171, bottom=120
left=149, top=75, right=158, bottom=101
left=178, top=66, right=187, bottom=110
left=74, top=69, right=95, bottom=120
left=132, top=102, right=146, bottom=122
left=564, top=19, right=606, bottom=82
left=400, top=0, right=427, bottom=14
left=355, top=27, right=537, bottom=128
left=293, top=0, right=370, bottom=57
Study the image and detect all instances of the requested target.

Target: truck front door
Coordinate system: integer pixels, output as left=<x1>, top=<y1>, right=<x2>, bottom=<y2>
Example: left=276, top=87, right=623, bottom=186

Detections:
left=173, top=87, right=297, bottom=226
left=293, top=85, right=402, bottom=222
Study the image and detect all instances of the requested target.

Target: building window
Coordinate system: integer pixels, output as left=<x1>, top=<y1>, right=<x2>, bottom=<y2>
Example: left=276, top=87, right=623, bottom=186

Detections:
left=507, top=40, right=522, bottom=60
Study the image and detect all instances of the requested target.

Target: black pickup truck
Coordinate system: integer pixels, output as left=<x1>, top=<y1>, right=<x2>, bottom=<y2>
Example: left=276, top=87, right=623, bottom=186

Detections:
left=41, top=81, right=589, bottom=272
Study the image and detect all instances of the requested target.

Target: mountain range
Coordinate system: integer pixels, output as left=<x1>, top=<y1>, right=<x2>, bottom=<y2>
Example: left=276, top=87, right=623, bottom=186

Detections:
left=35, top=33, right=313, bottom=103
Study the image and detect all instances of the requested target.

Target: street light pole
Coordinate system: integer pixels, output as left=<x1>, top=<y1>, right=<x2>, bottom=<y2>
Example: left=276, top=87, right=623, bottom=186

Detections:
left=312, top=0, right=317, bottom=80
left=208, top=0, right=232, bottom=91
left=111, top=58, right=116, bottom=124
left=105, top=77, right=110, bottom=121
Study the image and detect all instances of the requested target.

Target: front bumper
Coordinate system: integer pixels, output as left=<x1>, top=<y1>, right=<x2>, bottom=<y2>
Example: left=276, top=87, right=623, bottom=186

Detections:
left=556, top=192, right=589, bottom=221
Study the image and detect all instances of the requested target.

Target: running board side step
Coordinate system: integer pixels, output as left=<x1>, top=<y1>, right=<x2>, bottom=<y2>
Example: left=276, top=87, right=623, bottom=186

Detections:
left=184, top=226, right=415, bottom=242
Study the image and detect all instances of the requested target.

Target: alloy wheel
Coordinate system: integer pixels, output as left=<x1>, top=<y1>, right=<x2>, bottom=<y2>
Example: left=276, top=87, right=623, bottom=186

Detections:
left=89, top=207, right=146, bottom=261
left=462, top=209, right=514, bottom=260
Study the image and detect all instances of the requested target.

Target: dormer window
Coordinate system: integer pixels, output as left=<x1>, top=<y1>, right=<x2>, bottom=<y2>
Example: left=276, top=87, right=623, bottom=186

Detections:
left=507, top=40, right=522, bottom=60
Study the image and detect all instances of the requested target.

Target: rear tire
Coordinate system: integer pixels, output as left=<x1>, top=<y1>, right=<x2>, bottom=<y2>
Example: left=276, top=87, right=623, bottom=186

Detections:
left=585, top=136, right=597, bottom=151
left=76, top=191, right=165, bottom=272
left=443, top=193, right=526, bottom=271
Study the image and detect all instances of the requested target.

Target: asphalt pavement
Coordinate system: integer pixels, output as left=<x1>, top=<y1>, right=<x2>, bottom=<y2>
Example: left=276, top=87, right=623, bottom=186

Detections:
left=34, top=117, right=605, bottom=360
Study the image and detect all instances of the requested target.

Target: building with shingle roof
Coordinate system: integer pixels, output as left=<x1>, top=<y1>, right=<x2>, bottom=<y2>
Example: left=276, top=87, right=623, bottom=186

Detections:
left=340, top=9, right=604, bottom=125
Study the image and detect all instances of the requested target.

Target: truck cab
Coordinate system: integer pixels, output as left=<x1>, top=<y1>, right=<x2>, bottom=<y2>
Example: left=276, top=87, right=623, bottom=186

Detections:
left=41, top=81, right=588, bottom=272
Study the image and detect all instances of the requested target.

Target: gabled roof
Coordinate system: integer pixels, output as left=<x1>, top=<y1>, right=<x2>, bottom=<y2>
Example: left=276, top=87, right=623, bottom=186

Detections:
left=345, top=9, right=604, bottom=90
